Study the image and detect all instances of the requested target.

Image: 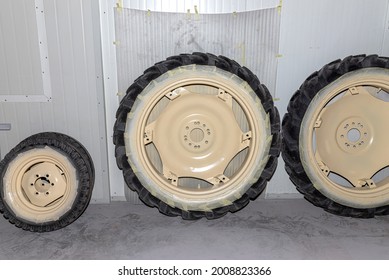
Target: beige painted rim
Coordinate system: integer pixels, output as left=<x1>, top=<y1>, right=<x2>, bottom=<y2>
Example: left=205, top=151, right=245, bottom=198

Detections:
left=125, top=65, right=271, bottom=211
left=300, top=68, right=389, bottom=208
left=3, top=146, right=78, bottom=223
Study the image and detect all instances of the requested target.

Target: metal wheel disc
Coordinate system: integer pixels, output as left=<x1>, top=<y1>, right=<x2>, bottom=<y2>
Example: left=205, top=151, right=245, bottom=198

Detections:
left=300, top=68, right=389, bottom=208
left=3, top=147, right=78, bottom=223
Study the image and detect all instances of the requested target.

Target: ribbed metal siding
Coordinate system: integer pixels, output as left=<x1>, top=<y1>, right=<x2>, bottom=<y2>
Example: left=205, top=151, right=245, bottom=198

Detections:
left=115, top=8, right=281, bottom=98
left=120, top=0, right=280, bottom=13
left=0, top=0, right=109, bottom=203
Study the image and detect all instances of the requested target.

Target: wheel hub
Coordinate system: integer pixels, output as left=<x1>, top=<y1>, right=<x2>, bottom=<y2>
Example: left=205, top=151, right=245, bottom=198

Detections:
left=181, top=119, right=213, bottom=153
left=336, top=117, right=371, bottom=153
left=21, top=162, right=67, bottom=207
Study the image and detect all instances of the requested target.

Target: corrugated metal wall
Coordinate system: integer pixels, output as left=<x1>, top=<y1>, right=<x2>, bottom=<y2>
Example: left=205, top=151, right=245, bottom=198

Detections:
left=120, top=0, right=279, bottom=13
left=114, top=8, right=280, bottom=98
left=0, top=0, right=109, bottom=203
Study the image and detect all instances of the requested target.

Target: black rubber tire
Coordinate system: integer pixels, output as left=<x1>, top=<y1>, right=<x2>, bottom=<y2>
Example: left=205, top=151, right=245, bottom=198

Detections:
left=282, top=54, right=389, bottom=218
left=0, top=132, right=95, bottom=232
left=114, top=52, right=281, bottom=220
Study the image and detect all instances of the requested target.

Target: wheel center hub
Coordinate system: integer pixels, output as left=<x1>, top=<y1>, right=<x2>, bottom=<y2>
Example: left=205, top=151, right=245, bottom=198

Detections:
left=21, top=162, right=67, bottom=207
left=336, top=117, right=371, bottom=153
left=190, top=128, right=204, bottom=142
left=181, top=120, right=213, bottom=152
left=35, top=177, right=51, bottom=192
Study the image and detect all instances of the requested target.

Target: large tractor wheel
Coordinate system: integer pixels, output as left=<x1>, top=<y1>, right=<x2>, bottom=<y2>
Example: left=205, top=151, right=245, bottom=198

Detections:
left=0, top=132, right=94, bottom=231
left=114, top=52, right=280, bottom=219
left=282, top=55, right=389, bottom=217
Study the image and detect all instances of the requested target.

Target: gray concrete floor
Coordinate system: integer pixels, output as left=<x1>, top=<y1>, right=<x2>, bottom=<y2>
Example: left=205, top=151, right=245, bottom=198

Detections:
left=0, top=199, right=388, bottom=259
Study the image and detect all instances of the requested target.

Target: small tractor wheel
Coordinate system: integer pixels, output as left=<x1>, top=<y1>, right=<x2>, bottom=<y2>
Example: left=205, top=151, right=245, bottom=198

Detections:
left=0, top=132, right=94, bottom=231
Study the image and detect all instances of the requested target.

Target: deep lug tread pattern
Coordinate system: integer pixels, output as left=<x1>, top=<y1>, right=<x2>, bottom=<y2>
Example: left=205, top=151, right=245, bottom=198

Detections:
left=282, top=54, right=389, bottom=218
left=0, top=132, right=94, bottom=232
left=114, top=52, right=281, bottom=220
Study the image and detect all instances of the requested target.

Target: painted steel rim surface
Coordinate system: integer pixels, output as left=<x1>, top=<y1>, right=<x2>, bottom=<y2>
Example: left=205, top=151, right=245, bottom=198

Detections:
left=300, top=68, right=389, bottom=208
left=3, top=147, right=78, bottom=223
left=125, top=65, right=270, bottom=210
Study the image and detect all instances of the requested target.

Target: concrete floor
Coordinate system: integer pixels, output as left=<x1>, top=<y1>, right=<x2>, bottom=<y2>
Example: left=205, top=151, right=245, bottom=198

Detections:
left=0, top=199, right=388, bottom=260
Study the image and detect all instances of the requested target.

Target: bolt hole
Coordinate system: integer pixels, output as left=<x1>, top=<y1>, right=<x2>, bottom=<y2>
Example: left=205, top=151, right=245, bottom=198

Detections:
left=51, top=183, right=54, bottom=186
left=46, top=192, right=49, bottom=195
left=46, top=174, right=49, bottom=177
left=35, top=192, right=39, bottom=195
left=30, top=183, right=34, bottom=186
left=36, top=174, right=39, bottom=177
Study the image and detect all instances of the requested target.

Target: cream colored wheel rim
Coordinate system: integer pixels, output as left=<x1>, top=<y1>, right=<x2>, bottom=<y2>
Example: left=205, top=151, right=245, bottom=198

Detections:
left=300, top=68, right=389, bottom=208
left=125, top=65, right=271, bottom=211
left=3, top=147, right=78, bottom=223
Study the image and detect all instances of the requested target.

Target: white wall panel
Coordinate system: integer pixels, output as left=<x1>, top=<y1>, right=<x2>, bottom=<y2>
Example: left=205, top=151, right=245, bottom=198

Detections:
left=0, top=0, right=51, bottom=102
left=383, top=0, right=389, bottom=52
left=0, top=0, right=109, bottom=203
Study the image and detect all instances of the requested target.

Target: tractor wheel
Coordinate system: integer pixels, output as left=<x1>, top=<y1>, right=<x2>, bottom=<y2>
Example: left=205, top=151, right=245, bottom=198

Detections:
left=0, top=132, right=94, bottom=231
left=114, top=52, right=280, bottom=219
left=282, top=54, right=389, bottom=217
